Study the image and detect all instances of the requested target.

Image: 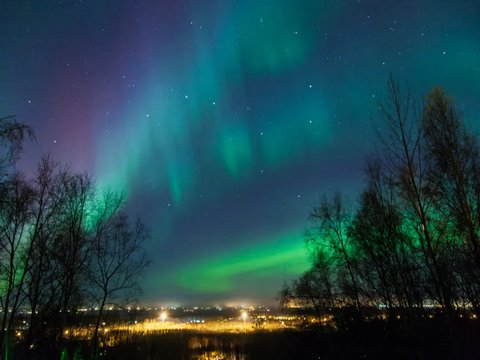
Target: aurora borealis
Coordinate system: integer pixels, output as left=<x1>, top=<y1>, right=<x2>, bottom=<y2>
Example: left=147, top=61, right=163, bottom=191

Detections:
left=1, top=0, right=480, bottom=304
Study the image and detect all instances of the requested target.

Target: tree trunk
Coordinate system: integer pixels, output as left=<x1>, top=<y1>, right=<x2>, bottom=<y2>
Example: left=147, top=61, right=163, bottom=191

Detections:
left=92, top=292, right=108, bottom=360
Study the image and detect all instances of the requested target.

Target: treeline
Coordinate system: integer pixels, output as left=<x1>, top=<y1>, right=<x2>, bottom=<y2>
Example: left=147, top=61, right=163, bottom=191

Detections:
left=282, top=77, right=480, bottom=331
left=0, top=115, right=149, bottom=359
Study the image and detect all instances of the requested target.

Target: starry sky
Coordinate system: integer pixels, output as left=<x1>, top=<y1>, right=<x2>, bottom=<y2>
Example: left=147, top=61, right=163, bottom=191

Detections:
left=1, top=0, right=480, bottom=305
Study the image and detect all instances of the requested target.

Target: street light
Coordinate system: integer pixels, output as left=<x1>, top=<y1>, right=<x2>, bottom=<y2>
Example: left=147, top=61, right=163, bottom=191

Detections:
left=241, top=311, right=248, bottom=323
left=160, top=311, right=167, bottom=322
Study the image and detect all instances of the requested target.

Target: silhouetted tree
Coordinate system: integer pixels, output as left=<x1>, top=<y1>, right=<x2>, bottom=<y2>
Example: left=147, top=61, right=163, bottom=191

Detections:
left=374, top=76, right=457, bottom=324
left=306, top=193, right=362, bottom=313
left=0, top=115, right=34, bottom=358
left=0, top=115, right=34, bottom=173
left=0, top=115, right=150, bottom=359
left=281, top=249, right=337, bottom=320
left=0, top=173, right=35, bottom=356
left=421, top=88, right=480, bottom=315
left=23, top=159, right=76, bottom=354
left=349, top=159, right=424, bottom=322
left=89, top=209, right=149, bottom=359
left=283, top=77, right=480, bottom=340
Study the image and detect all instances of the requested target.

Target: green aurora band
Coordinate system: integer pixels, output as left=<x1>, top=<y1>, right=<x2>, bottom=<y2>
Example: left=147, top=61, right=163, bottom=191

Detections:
left=175, top=231, right=309, bottom=296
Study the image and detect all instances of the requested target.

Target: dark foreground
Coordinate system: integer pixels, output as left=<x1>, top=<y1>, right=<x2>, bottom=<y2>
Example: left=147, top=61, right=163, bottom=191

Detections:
left=44, top=319, right=480, bottom=360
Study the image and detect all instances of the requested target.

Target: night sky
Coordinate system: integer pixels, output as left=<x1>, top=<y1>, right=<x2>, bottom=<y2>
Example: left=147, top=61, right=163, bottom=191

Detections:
left=1, top=0, right=479, bottom=305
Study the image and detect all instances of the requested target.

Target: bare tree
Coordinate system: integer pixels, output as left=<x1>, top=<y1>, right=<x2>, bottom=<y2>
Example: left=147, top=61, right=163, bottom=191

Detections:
left=374, top=76, right=457, bottom=324
left=20, top=168, right=143, bottom=359
left=41, top=170, right=97, bottom=354
left=421, top=87, right=480, bottom=315
left=22, top=159, right=72, bottom=353
left=350, top=159, right=424, bottom=322
left=281, top=78, right=480, bottom=356
left=89, top=210, right=149, bottom=359
left=0, top=115, right=34, bottom=358
left=0, top=115, right=151, bottom=358
left=0, top=115, right=34, bottom=173
left=281, top=249, right=337, bottom=320
left=307, top=193, right=362, bottom=313
left=0, top=173, right=35, bottom=356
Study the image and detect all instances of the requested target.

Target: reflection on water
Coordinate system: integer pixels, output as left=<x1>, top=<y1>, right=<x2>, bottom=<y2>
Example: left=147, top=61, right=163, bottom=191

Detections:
left=193, top=350, right=244, bottom=360
left=189, top=335, right=247, bottom=360
left=92, top=330, right=317, bottom=359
